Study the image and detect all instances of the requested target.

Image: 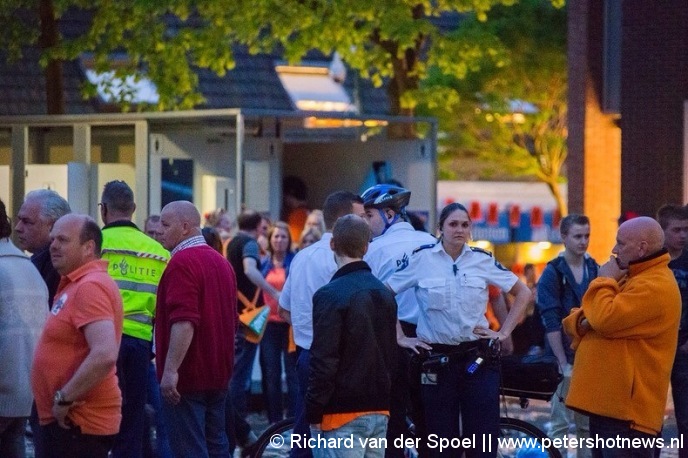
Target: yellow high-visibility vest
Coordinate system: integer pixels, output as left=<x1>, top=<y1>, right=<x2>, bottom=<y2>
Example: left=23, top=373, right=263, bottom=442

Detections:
left=102, top=225, right=169, bottom=341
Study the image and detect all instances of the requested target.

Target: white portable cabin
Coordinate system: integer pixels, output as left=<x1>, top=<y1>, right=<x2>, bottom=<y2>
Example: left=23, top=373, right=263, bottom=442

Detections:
left=0, top=109, right=437, bottom=228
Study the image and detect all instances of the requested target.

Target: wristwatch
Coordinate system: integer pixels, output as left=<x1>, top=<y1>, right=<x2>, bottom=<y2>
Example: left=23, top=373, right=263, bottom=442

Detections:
left=53, top=390, right=73, bottom=407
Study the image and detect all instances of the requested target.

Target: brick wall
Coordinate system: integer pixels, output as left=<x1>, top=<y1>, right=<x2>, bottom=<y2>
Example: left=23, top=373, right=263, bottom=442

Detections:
left=568, top=0, right=621, bottom=260
left=569, top=0, right=688, bottom=258
left=620, top=1, right=688, bottom=216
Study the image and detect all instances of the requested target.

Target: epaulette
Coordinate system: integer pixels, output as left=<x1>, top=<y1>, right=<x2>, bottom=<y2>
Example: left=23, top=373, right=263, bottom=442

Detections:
left=470, top=246, right=493, bottom=257
left=412, top=243, right=437, bottom=254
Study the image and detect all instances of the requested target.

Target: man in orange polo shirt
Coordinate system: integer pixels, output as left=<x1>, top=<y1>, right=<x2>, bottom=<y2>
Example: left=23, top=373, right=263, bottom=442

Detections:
left=31, top=214, right=123, bottom=458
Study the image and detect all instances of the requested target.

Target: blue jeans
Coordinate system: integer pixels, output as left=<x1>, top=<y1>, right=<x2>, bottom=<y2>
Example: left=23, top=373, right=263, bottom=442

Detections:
left=421, top=354, right=500, bottom=458
left=588, top=414, right=655, bottom=458
left=113, top=335, right=152, bottom=458
left=310, top=414, right=388, bottom=458
left=162, top=390, right=229, bottom=458
left=260, top=322, right=298, bottom=422
left=144, top=361, right=172, bottom=458
left=672, top=347, right=688, bottom=458
left=0, top=417, right=26, bottom=458
left=292, top=347, right=313, bottom=458
left=229, top=329, right=258, bottom=419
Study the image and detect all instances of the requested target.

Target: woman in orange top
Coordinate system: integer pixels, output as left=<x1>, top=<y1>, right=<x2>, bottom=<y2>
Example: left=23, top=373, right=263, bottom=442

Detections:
left=260, top=221, right=298, bottom=423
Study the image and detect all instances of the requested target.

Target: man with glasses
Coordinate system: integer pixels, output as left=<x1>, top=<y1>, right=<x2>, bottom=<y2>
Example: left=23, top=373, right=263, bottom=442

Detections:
left=15, top=189, right=71, bottom=309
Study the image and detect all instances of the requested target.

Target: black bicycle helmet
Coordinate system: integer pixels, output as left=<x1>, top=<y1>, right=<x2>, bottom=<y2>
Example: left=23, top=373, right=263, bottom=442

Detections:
left=361, top=184, right=411, bottom=212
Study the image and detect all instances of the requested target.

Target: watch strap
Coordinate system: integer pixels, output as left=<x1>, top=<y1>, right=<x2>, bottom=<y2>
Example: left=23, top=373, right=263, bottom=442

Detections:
left=54, top=390, right=74, bottom=406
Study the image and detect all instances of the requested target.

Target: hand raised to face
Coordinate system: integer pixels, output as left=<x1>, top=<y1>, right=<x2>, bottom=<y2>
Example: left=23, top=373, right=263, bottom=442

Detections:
left=598, top=255, right=627, bottom=281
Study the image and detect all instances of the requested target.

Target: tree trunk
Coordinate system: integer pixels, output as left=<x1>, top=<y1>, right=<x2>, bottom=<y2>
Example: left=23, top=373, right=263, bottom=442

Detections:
left=544, top=179, right=568, bottom=217
left=387, top=55, right=418, bottom=138
left=387, top=72, right=415, bottom=117
left=38, top=0, right=64, bottom=114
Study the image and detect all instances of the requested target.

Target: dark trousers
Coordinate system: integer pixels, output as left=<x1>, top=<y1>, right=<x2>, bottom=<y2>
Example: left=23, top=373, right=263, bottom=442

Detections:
left=0, top=417, right=26, bottom=458
left=291, top=347, right=313, bottom=458
left=588, top=414, right=656, bottom=458
left=37, top=422, right=115, bottom=458
left=225, top=395, right=253, bottom=455
left=260, top=322, right=298, bottom=422
left=29, top=403, right=44, bottom=458
left=673, top=348, right=688, bottom=458
left=143, top=361, right=172, bottom=458
left=226, top=330, right=256, bottom=453
left=421, top=354, right=500, bottom=458
left=386, top=320, right=425, bottom=458
left=113, top=335, right=151, bottom=458
left=162, top=390, right=229, bottom=458
left=229, top=330, right=258, bottom=419
left=386, top=346, right=410, bottom=458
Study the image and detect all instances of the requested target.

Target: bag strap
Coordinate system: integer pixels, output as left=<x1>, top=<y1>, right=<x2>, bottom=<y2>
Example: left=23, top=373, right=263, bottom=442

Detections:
left=237, top=288, right=262, bottom=311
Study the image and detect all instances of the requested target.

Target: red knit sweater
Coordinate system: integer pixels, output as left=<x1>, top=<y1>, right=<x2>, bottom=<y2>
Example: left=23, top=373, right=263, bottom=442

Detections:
left=155, top=245, right=238, bottom=393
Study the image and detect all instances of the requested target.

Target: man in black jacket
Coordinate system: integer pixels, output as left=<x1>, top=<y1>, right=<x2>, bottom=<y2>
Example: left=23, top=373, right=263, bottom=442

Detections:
left=306, top=214, right=397, bottom=458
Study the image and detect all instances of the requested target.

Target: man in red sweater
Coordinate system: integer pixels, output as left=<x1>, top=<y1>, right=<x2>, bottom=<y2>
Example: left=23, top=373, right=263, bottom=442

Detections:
left=155, top=200, right=238, bottom=457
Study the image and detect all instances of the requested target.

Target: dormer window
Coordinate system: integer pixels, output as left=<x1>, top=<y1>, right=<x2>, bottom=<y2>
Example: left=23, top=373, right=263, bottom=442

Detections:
left=81, top=55, right=159, bottom=105
left=276, top=61, right=357, bottom=113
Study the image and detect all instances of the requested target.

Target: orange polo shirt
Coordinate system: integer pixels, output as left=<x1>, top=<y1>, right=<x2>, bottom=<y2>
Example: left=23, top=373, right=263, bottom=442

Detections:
left=31, top=259, right=123, bottom=435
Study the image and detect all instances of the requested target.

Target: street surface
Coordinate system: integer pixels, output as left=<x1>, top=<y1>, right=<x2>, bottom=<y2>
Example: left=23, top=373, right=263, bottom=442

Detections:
left=23, top=391, right=681, bottom=457
left=244, top=392, right=680, bottom=458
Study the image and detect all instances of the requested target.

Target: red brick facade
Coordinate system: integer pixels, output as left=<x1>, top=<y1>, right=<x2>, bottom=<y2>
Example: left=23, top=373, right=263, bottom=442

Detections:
left=568, top=0, right=688, bottom=258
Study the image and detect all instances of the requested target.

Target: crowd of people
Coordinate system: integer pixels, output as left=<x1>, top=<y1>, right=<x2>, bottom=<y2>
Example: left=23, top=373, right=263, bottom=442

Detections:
left=0, top=179, right=687, bottom=458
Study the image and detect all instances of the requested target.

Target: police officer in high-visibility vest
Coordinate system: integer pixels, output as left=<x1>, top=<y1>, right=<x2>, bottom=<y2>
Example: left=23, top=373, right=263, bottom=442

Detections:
left=100, top=180, right=169, bottom=458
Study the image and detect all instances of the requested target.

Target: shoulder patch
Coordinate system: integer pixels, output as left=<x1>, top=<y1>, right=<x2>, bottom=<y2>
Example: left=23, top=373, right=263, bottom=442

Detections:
left=395, top=253, right=410, bottom=272
left=470, top=246, right=493, bottom=257
left=412, top=243, right=436, bottom=254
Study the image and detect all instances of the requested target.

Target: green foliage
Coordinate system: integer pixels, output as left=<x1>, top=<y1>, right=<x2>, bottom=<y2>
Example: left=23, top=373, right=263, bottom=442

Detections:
left=427, top=0, right=568, bottom=212
left=0, top=0, right=237, bottom=111
left=0, top=0, right=533, bottom=113
left=0, top=0, right=564, bottom=120
left=223, top=0, right=522, bottom=114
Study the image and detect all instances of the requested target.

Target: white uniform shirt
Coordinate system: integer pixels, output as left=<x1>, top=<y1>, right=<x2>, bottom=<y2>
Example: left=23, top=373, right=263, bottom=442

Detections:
left=387, top=242, right=518, bottom=345
left=279, top=232, right=336, bottom=350
left=364, top=222, right=438, bottom=324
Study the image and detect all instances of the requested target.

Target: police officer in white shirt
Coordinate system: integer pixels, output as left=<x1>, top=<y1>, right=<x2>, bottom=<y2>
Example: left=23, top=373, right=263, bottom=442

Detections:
left=278, top=190, right=365, bottom=458
left=361, top=184, right=437, bottom=458
left=387, top=202, right=532, bottom=458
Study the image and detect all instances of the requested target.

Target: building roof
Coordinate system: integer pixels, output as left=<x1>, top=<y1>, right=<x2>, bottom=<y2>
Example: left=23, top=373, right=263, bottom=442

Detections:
left=0, top=48, right=99, bottom=116
left=0, top=11, right=390, bottom=116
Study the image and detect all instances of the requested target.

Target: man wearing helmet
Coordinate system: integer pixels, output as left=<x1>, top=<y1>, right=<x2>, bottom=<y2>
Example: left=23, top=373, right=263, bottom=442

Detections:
left=361, top=183, right=437, bottom=458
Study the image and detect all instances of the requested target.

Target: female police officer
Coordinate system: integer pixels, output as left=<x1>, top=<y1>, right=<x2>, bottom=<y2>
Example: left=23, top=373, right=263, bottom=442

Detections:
left=386, top=202, right=532, bottom=458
